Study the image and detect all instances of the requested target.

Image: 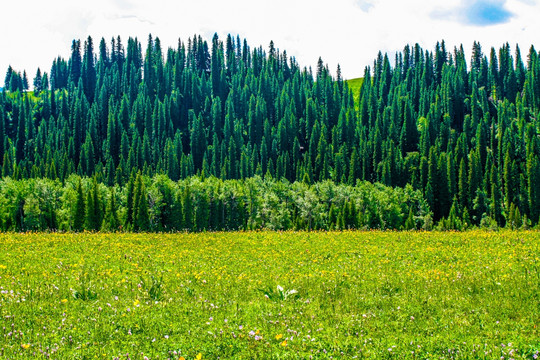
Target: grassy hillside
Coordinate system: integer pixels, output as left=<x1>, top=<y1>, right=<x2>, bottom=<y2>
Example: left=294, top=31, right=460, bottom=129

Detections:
left=0, top=231, right=538, bottom=359
left=345, top=77, right=364, bottom=109
left=5, top=90, right=39, bottom=102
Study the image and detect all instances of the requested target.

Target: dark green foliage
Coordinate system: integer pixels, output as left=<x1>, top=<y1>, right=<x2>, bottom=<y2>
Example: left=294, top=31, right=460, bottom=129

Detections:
left=1, top=35, right=540, bottom=229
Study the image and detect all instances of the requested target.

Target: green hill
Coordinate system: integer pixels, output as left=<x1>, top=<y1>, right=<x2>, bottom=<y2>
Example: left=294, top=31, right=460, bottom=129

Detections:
left=345, top=77, right=364, bottom=108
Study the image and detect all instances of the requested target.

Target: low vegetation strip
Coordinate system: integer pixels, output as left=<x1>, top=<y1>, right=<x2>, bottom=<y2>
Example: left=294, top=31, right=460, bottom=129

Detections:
left=0, top=231, right=538, bottom=358
left=0, top=175, right=430, bottom=232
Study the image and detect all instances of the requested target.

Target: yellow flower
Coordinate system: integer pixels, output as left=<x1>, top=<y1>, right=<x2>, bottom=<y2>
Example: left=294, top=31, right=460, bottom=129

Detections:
left=275, top=334, right=283, bottom=340
left=196, top=353, right=202, bottom=360
left=134, top=299, right=140, bottom=306
left=61, top=299, right=68, bottom=304
left=281, top=340, right=287, bottom=347
left=179, top=357, right=185, bottom=360
left=21, top=344, right=30, bottom=350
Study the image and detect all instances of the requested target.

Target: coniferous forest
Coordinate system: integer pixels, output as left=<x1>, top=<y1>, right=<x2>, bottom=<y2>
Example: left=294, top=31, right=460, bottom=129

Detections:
left=1, top=34, right=539, bottom=231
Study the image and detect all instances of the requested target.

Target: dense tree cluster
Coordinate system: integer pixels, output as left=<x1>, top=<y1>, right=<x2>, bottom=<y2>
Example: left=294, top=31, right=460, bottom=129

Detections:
left=357, top=41, right=540, bottom=229
left=1, top=35, right=539, bottom=229
left=0, top=175, right=429, bottom=231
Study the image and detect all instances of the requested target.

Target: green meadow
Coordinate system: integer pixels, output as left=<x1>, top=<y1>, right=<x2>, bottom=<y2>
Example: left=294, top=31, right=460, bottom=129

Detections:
left=0, top=231, right=538, bottom=359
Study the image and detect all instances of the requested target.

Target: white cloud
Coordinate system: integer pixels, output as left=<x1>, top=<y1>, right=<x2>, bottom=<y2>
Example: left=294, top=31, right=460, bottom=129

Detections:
left=1, top=0, right=540, bottom=85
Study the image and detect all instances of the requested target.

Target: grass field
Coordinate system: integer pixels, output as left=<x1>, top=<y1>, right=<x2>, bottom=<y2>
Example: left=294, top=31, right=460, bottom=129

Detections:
left=345, top=78, right=364, bottom=108
left=0, top=231, right=539, bottom=359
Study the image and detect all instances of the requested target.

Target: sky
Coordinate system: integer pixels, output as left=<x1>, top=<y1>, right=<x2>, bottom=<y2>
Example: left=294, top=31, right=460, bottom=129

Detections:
left=1, top=0, right=540, bottom=83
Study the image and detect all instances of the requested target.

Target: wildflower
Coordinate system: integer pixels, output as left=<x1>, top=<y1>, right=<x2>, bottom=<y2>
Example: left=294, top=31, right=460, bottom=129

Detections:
left=281, top=340, right=287, bottom=347
left=196, top=353, right=202, bottom=360
left=276, top=334, right=283, bottom=340
left=61, top=299, right=68, bottom=304
left=21, top=344, right=30, bottom=350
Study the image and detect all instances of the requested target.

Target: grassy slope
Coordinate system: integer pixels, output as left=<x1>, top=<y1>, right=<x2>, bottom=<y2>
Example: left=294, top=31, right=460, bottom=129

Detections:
left=0, top=231, right=538, bottom=359
left=5, top=90, right=39, bottom=103
left=345, top=77, right=364, bottom=109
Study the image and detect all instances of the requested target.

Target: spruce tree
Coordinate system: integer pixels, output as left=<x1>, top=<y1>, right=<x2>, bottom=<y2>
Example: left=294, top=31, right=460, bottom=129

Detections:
left=125, top=172, right=135, bottom=227
left=33, top=68, right=42, bottom=94
left=22, top=71, right=29, bottom=91
left=182, top=185, right=194, bottom=231
left=69, top=40, right=82, bottom=85
left=85, top=187, right=95, bottom=230
left=73, top=179, right=86, bottom=231
left=15, top=101, right=26, bottom=163
left=85, top=177, right=102, bottom=231
left=133, top=173, right=150, bottom=231
left=0, top=109, right=4, bottom=165
left=404, top=207, right=415, bottom=230
left=103, top=188, right=119, bottom=231
left=82, top=36, right=97, bottom=102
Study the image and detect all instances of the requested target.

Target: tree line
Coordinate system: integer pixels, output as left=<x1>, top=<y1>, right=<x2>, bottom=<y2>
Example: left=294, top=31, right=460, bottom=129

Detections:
left=1, top=34, right=540, bottom=229
left=0, top=175, right=429, bottom=232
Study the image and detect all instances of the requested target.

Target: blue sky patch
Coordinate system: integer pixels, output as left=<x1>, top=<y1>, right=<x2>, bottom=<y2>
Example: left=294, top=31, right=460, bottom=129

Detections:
left=432, top=0, right=514, bottom=26
left=355, top=0, right=374, bottom=12
left=464, top=0, right=513, bottom=25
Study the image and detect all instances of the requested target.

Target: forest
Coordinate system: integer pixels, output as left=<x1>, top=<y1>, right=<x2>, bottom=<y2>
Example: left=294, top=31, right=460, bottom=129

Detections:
left=1, top=34, right=539, bottom=231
